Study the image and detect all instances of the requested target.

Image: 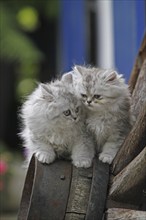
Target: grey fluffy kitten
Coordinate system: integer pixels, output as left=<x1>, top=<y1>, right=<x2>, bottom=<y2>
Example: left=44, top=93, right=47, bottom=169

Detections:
left=20, top=80, right=95, bottom=168
left=62, top=66, right=132, bottom=164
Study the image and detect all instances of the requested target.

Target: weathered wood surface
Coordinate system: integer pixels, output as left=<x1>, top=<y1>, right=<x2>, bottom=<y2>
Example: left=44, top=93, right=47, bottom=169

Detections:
left=106, top=208, right=146, bottom=220
left=65, top=165, right=92, bottom=219
left=131, top=59, right=146, bottom=119
left=18, top=156, right=35, bottom=220
left=111, top=35, right=146, bottom=175
left=65, top=213, right=85, bottom=220
left=108, top=34, right=146, bottom=212
left=109, top=147, right=146, bottom=205
left=112, top=102, right=146, bottom=176
left=85, top=159, right=109, bottom=220
left=112, top=56, right=146, bottom=176
left=106, top=199, right=139, bottom=211
left=18, top=157, right=110, bottom=220
left=66, top=158, right=109, bottom=220
left=18, top=157, right=72, bottom=220
left=129, top=33, right=146, bottom=94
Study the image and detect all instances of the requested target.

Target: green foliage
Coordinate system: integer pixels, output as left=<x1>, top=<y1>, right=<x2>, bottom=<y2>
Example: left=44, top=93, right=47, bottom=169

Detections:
left=17, top=6, right=39, bottom=32
left=0, top=3, right=42, bottom=98
left=0, top=1, right=59, bottom=98
left=0, top=3, right=42, bottom=63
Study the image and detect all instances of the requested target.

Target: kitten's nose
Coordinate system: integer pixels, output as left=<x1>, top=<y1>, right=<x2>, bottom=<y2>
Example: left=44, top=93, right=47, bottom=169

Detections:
left=73, top=117, right=77, bottom=120
left=87, top=100, right=92, bottom=104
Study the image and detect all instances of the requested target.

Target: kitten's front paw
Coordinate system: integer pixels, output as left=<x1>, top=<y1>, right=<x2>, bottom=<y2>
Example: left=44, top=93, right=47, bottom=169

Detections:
left=35, top=151, right=56, bottom=164
left=99, top=153, right=113, bottom=164
left=73, top=158, right=92, bottom=168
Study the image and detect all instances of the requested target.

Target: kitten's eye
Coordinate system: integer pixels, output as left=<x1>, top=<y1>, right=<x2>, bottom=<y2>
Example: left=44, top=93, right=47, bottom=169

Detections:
left=63, top=110, right=71, bottom=116
left=94, top=94, right=102, bottom=99
left=81, top=94, right=87, bottom=98
left=75, top=107, right=79, bottom=113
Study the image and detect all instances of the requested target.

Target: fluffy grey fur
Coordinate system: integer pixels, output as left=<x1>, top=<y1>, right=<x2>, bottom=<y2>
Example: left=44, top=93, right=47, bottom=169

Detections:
left=62, top=66, right=133, bottom=164
left=20, top=80, right=95, bottom=168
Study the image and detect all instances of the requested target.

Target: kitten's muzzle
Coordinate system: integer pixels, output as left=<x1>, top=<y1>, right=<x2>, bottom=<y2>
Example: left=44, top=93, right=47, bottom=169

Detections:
left=72, top=116, right=79, bottom=122
left=87, top=100, right=92, bottom=104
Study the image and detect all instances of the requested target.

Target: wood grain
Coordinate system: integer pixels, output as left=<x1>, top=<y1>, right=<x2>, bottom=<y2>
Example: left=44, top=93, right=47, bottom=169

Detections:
left=129, top=33, right=146, bottom=94
left=18, top=156, right=35, bottom=220
left=106, top=208, right=146, bottom=220
left=27, top=159, right=72, bottom=220
left=85, top=158, right=109, bottom=220
left=131, top=59, right=146, bottom=119
left=65, top=213, right=85, bottom=220
left=66, top=166, right=92, bottom=215
left=109, top=147, right=146, bottom=204
left=112, top=102, right=146, bottom=175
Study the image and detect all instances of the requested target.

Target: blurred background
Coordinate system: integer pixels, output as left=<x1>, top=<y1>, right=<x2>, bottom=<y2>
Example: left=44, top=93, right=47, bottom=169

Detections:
left=0, top=0, right=145, bottom=219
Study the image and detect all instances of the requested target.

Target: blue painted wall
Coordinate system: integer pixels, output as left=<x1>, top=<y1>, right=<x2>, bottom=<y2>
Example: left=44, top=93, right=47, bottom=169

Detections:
left=60, top=0, right=145, bottom=78
left=113, top=0, right=145, bottom=80
left=60, top=0, right=86, bottom=72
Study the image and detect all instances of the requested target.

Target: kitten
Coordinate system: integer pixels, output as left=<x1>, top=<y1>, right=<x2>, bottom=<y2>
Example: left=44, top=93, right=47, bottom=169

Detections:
left=20, top=80, right=95, bottom=168
left=62, top=66, right=132, bottom=164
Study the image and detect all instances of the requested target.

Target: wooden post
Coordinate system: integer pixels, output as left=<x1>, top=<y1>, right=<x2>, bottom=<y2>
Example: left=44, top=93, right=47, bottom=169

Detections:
left=85, top=159, right=109, bottom=220
left=112, top=56, right=146, bottom=175
left=129, top=33, right=146, bottom=94
left=112, top=103, right=146, bottom=175
left=131, top=59, right=146, bottom=119
left=109, top=147, right=146, bottom=205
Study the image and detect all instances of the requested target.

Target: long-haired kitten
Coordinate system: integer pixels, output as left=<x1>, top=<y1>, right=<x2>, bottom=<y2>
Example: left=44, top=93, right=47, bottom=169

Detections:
left=62, top=66, right=132, bottom=164
left=20, top=80, right=95, bottom=168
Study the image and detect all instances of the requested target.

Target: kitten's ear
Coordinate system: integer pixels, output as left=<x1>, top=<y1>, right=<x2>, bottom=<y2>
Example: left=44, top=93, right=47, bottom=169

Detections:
left=105, top=71, right=117, bottom=82
left=73, top=65, right=84, bottom=76
left=61, top=72, right=73, bottom=84
left=40, top=83, right=54, bottom=101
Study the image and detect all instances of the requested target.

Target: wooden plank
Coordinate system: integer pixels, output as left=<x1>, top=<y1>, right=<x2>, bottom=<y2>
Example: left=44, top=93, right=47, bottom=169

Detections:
left=85, top=158, right=109, bottom=220
left=129, top=33, right=146, bottom=94
left=112, top=103, right=146, bottom=175
left=106, top=199, right=139, bottom=210
left=109, top=147, right=146, bottom=205
left=66, top=165, right=92, bottom=216
left=106, top=208, right=146, bottom=220
left=131, top=59, right=146, bottom=119
left=112, top=59, right=146, bottom=175
left=27, top=159, right=72, bottom=220
left=65, top=213, right=85, bottom=220
left=18, top=156, right=35, bottom=220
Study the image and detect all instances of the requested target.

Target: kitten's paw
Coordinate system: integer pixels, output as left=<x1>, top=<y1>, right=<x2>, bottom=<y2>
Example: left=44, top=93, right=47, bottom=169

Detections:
left=99, top=153, right=113, bottom=164
left=35, top=151, right=56, bottom=164
left=73, top=158, right=92, bottom=168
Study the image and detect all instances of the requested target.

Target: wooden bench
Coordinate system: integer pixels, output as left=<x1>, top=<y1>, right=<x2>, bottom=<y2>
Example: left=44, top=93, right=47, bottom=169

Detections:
left=18, top=34, right=146, bottom=220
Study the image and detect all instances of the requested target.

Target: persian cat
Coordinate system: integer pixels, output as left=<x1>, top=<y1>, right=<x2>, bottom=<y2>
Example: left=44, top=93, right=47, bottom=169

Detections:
left=20, top=80, right=95, bottom=168
left=62, top=66, right=132, bottom=164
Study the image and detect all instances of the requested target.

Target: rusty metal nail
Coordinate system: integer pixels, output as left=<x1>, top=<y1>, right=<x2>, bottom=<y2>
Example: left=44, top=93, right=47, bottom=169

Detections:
left=60, top=175, right=65, bottom=180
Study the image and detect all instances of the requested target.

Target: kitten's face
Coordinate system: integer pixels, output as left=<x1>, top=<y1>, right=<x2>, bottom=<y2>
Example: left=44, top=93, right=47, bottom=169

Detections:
left=73, top=66, right=126, bottom=111
left=40, top=83, right=82, bottom=124
left=75, top=80, right=109, bottom=111
left=55, top=95, right=81, bottom=124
